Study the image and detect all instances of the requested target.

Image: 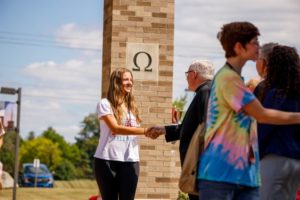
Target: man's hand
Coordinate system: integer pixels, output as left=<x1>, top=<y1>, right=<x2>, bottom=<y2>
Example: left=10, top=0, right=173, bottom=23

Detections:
left=145, top=126, right=165, bottom=139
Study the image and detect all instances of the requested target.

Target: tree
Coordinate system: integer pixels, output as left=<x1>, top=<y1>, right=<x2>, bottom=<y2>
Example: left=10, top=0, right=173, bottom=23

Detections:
left=42, top=127, right=72, bottom=160
left=18, top=113, right=100, bottom=180
left=66, top=143, right=92, bottom=179
left=172, top=94, right=188, bottom=122
left=172, top=94, right=187, bottom=112
left=53, top=159, right=77, bottom=180
left=41, top=127, right=93, bottom=179
left=75, top=113, right=99, bottom=178
left=76, top=113, right=99, bottom=142
left=27, top=131, right=35, bottom=140
left=19, top=126, right=93, bottom=180
left=19, top=137, right=62, bottom=170
left=0, top=130, right=19, bottom=175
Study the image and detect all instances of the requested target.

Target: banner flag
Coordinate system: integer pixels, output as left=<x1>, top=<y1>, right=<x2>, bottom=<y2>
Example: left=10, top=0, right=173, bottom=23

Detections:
left=0, top=101, right=16, bottom=133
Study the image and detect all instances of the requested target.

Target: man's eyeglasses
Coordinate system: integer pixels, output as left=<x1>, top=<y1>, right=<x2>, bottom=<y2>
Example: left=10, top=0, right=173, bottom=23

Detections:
left=185, top=70, right=194, bottom=77
left=249, top=40, right=260, bottom=47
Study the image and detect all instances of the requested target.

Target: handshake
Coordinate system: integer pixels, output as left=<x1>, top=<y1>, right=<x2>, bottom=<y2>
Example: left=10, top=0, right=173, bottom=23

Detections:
left=145, top=126, right=166, bottom=139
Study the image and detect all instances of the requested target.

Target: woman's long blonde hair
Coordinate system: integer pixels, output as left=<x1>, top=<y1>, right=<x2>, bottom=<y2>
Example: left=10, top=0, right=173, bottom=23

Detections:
left=107, top=68, right=141, bottom=124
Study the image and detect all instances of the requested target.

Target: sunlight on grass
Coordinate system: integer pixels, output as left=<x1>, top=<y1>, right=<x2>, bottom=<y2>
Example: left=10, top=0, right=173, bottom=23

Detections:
left=0, top=180, right=99, bottom=200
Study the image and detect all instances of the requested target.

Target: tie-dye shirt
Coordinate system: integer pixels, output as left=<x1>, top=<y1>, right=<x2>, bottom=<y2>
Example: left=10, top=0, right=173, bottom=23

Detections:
left=197, top=64, right=260, bottom=187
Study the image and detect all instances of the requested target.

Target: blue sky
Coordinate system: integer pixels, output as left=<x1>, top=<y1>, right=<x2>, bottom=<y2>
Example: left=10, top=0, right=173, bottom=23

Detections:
left=0, top=0, right=103, bottom=142
left=0, top=0, right=299, bottom=143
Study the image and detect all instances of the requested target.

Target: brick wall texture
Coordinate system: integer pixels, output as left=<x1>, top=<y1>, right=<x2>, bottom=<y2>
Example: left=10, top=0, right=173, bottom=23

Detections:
left=101, top=0, right=181, bottom=199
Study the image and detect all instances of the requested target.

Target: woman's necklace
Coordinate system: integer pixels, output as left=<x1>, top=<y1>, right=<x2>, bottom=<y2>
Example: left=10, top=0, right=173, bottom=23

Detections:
left=121, top=103, right=132, bottom=127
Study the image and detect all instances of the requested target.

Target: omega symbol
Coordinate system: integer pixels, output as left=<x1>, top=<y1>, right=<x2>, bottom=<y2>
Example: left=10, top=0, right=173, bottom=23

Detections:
left=132, top=51, right=152, bottom=72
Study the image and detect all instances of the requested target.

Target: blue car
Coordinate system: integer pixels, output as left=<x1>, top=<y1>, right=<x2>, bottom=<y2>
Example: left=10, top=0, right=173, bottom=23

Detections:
left=21, top=163, right=54, bottom=187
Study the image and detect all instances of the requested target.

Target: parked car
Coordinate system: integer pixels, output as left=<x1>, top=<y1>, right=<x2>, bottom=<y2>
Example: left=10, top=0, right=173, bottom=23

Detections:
left=20, top=163, right=54, bottom=187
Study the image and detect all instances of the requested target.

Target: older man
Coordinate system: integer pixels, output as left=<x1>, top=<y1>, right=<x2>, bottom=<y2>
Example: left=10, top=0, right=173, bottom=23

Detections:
left=147, top=60, right=214, bottom=200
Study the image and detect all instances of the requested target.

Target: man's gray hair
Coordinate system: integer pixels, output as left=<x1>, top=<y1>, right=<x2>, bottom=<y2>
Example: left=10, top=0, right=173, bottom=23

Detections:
left=189, top=60, right=215, bottom=80
left=259, top=42, right=279, bottom=61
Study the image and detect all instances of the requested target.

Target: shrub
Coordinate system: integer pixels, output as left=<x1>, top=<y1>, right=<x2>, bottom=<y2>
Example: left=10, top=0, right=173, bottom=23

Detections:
left=177, top=191, right=189, bottom=200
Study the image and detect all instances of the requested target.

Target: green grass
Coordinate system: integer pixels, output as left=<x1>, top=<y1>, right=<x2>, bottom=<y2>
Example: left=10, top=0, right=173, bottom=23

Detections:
left=0, top=180, right=99, bottom=200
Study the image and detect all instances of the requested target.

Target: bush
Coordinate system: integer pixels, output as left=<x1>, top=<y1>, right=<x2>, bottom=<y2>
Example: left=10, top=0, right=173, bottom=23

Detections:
left=53, top=159, right=77, bottom=180
left=0, top=131, right=17, bottom=175
left=177, top=191, right=189, bottom=200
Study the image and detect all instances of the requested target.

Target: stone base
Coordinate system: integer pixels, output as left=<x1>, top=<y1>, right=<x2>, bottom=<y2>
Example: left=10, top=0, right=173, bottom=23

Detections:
left=1, top=171, right=16, bottom=189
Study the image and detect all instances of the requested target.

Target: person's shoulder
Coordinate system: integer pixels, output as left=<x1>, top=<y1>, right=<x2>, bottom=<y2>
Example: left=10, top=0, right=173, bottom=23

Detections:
left=97, top=98, right=111, bottom=109
left=98, top=98, right=110, bottom=104
left=97, top=98, right=113, bottom=115
left=196, top=81, right=211, bottom=93
left=214, top=66, right=239, bottom=86
left=216, top=65, right=235, bottom=79
left=100, top=98, right=110, bottom=104
left=204, top=80, right=212, bottom=89
left=253, top=80, right=265, bottom=95
left=246, top=77, right=261, bottom=92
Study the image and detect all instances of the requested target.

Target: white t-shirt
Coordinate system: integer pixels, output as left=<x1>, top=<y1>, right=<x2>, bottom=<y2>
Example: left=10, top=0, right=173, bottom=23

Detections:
left=94, top=98, right=140, bottom=162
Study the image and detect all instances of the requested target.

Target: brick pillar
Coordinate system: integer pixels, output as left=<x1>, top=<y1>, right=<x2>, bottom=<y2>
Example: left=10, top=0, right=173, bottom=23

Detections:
left=101, top=0, right=180, bottom=199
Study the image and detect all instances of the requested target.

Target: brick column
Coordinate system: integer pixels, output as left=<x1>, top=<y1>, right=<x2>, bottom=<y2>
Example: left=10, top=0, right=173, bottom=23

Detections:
left=101, top=0, right=180, bottom=199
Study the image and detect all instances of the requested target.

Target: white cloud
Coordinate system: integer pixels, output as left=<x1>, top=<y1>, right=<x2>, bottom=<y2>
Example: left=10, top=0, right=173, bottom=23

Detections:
left=21, top=98, right=86, bottom=143
left=23, top=59, right=100, bottom=87
left=173, top=0, right=300, bottom=99
left=17, top=1, right=300, bottom=142
left=55, top=23, right=102, bottom=51
left=20, top=24, right=102, bottom=142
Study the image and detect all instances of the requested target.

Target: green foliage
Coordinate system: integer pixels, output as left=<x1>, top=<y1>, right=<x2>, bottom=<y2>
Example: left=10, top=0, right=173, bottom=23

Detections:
left=0, top=130, right=18, bottom=174
left=177, top=191, right=189, bottom=200
left=42, top=127, right=66, bottom=146
left=41, top=127, right=82, bottom=179
left=75, top=113, right=99, bottom=178
left=76, top=113, right=99, bottom=142
left=53, top=159, right=77, bottom=180
left=172, top=94, right=188, bottom=122
left=16, top=113, right=99, bottom=180
left=27, top=131, right=35, bottom=140
left=42, top=127, right=73, bottom=161
left=19, top=127, right=92, bottom=180
left=62, top=143, right=92, bottom=179
left=172, top=94, right=187, bottom=112
left=19, top=137, right=62, bottom=170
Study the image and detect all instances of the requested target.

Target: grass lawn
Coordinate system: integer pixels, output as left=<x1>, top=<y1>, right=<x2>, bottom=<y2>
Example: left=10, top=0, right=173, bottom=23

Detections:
left=0, top=180, right=99, bottom=200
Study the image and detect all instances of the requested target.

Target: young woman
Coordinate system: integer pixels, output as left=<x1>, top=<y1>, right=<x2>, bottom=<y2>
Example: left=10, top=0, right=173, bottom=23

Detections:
left=94, top=68, right=148, bottom=200
left=255, top=45, right=300, bottom=200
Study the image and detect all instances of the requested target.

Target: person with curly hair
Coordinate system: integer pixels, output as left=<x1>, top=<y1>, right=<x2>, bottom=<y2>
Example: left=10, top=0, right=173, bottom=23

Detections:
left=93, top=68, right=149, bottom=200
left=254, top=45, right=300, bottom=200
